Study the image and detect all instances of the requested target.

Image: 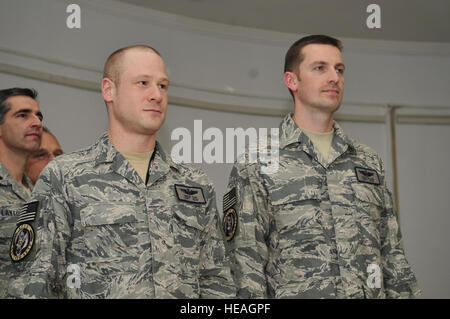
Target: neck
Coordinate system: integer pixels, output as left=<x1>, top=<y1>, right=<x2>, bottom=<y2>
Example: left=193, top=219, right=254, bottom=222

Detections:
left=292, top=103, right=334, bottom=133
left=0, top=146, right=28, bottom=185
left=108, top=127, right=156, bottom=153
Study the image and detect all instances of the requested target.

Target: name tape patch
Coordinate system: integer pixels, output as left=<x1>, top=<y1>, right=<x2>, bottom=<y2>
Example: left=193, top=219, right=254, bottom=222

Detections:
left=0, top=208, right=17, bottom=217
left=174, top=184, right=206, bottom=204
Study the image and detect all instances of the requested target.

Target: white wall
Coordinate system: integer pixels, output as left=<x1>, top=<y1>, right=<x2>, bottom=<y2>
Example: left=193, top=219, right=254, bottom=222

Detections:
left=1, top=0, right=449, bottom=298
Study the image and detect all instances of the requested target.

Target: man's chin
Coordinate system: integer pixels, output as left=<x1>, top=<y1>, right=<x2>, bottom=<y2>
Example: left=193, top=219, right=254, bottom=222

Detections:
left=316, top=101, right=342, bottom=113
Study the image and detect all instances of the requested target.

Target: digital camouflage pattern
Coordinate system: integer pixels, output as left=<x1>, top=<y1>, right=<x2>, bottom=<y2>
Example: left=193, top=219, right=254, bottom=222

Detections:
left=8, top=133, right=235, bottom=298
left=0, top=163, right=32, bottom=298
left=225, top=114, right=420, bottom=299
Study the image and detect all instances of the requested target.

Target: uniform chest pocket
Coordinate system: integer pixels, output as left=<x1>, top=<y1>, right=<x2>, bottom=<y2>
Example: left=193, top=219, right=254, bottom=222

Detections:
left=268, top=180, right=322, bottom=233
left=351, top=183, right=384, bottom=222
left=268, top=180, right=325, bottom=252
left=171, top=203, right=207, bottom=279
left=351, top=183, right=384, bottom=249
left=80, top=203, right=140, bottom=260
left=171, top=203, right=206, bottom=246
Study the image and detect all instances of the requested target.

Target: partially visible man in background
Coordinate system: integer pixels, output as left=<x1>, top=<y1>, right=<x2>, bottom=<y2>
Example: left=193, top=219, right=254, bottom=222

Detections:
left=25, top=126, right=63, bottom=185
left=0, top=87, right=42, bottom=297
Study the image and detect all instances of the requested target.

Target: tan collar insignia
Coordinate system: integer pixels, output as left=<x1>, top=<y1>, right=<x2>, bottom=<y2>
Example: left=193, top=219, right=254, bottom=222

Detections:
left=174, top=184, right=206, bottom=204
left=355, top=167, right=380, bottom=185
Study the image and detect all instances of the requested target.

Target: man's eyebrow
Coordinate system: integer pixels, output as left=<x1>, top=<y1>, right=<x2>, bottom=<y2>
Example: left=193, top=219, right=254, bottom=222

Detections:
left=12, top=108, right=32, bottom=115
left=310, top=61, right=346, bottom=70
left=13, top=109, right=43, bottom=119
left=132, top=75, right=169, bottom=82
left=310, top=61, right=329, bottom=66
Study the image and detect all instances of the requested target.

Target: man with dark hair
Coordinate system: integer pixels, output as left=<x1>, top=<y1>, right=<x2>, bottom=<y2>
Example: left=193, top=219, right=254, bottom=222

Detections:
left=25, top=126, right=63, bottom=185
left=0, top=87, right=43, bottom=297
left=223, top=35, right=420, bottom=298
left=284, top=35, right=343, bottom=100
left=9, top=45, right=235, bottom=298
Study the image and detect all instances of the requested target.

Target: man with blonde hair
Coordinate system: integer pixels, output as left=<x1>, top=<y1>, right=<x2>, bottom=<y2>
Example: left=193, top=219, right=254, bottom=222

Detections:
left=9, top=45, right=235, bottom=298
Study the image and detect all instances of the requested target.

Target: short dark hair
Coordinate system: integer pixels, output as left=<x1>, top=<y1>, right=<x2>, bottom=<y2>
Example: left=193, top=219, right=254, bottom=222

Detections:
left=284, top=35, right=343, bottom=99
left=0, top=87, right=38, bottom=124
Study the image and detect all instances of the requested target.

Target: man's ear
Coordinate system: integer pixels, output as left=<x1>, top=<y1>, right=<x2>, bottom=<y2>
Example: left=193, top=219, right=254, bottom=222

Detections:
left=284, top=71, right=299, bottom=94
left=102, top=77, right=115, bottom=103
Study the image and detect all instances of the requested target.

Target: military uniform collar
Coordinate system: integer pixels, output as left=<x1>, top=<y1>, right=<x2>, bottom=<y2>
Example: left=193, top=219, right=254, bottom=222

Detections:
left=279, top=113, right=356, bottom=162
left=93, top=132, right=176, bottom=186
left=331, top=121, right=356, bottom=154
left=0, top=162, right=33, bottom=200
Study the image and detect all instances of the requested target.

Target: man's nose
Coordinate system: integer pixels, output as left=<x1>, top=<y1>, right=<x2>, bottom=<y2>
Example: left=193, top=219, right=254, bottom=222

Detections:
left=327, top=69, right=340, bottom=84
left=147, top=84, right=162, bottom=102
left=31, top=114, right=42, bottom=128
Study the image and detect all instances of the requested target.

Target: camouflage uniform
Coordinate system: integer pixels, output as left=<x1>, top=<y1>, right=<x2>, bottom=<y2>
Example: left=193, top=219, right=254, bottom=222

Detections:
left=0, top=163, right=32, bottom=298
left=8, top=133, right=235, bottom=298
left=224, top=114, right=420, bottom=298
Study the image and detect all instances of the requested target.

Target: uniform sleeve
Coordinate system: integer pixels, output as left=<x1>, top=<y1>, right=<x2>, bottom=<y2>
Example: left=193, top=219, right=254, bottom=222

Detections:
left=379, top=161, right=421, bottom=298
left=224, top=164, right=269, bottom=299
left=8, top=161, right=71, bottom=298
left=198, top=183, right=236, bottom=298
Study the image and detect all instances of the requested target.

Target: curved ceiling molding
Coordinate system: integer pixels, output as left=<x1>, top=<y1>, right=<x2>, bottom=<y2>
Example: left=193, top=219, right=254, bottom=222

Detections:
left=83, top=0, right=450, bottom=57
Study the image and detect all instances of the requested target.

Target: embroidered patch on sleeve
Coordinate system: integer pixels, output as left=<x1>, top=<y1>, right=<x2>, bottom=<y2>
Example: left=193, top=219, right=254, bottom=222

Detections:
left=222, top=187, right=237, bottom=241
left=223, top=208, right=237, bottom=241
left=174, top=184, right=206, bottom=204
left=223, top=187, right=237, bottom=213
left=355, top=167, right=381, bottom=185
left=10, top=223, right=34, bottom=262
left=10, top=201, right=39, bottom=262
left=15, top=201, right=39, bottom=225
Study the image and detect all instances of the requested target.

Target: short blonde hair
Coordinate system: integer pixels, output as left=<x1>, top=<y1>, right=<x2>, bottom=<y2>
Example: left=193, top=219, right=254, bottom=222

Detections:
left=103, top=45, right=162, bottom=85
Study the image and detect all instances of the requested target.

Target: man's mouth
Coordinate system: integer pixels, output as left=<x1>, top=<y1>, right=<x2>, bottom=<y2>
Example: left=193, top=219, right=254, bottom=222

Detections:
left=26, top=132, right=41, bottom=139
left=322, top=88, right=340, bottom=94
left=143, top=109, right=162, bottom=113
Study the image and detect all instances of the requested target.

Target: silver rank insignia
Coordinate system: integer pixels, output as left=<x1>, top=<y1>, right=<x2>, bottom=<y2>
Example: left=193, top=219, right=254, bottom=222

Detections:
left=10, top=201, right=39, bottom=262
left=223, top=188, right=237, bottom=241
left=174, top=184, right=206, bottom=204
left=355, top=167, right=380, bottom=185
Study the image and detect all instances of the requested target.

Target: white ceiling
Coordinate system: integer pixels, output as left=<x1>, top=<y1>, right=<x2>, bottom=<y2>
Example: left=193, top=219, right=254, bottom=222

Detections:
left=117, top=0, right=450, bottom=43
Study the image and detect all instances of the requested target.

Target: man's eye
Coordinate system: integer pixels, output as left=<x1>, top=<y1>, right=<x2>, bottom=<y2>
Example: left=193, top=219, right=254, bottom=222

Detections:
left=33, top=152, right=48, bottom=159
left=158, top=84, right=167, bottom=90
left=314, top=66, right=324, bottom=71
left=337, top=68, right=345, bottom=74
left=138, top=81, right=148, bottom=86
